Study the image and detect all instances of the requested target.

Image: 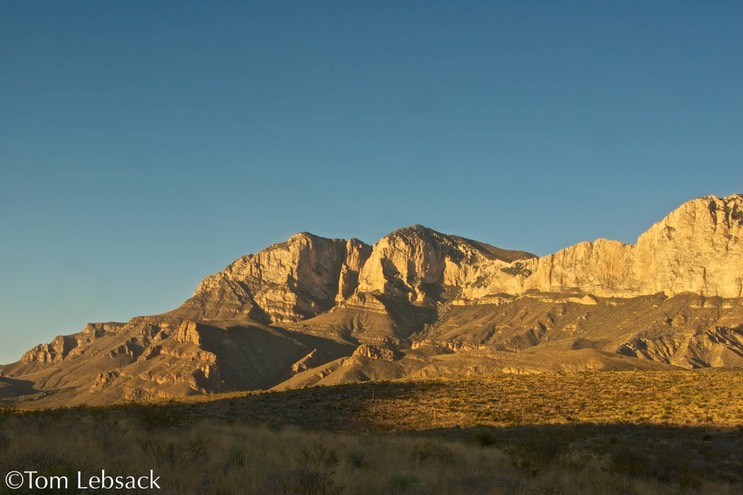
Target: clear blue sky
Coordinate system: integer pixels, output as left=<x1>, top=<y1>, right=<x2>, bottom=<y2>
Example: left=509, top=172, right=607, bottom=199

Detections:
left=1, top=1, right=741, bottom=364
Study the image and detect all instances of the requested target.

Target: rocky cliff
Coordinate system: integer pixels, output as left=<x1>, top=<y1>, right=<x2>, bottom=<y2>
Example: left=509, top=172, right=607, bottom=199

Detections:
left=176, top=233, right=371, bottom=322
left=512, top=194, right=743, bottom=298
left=183, top=195, right=743, bottom=320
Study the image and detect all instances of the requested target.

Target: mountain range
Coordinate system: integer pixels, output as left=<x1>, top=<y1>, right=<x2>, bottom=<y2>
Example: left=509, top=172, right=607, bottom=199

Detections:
left=1, top=194, right=742, bottom=407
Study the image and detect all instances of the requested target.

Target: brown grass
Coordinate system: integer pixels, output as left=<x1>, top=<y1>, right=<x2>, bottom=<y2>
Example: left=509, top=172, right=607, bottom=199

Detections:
left=1, top=370, right=742, bottom=494
left=1, top=415, right=740, bottom=494
left=130, top=369, right=742, bottom=431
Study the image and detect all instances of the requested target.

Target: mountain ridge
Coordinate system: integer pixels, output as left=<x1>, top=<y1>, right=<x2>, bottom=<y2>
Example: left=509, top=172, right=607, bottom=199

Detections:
left=2, top=194, right=742, bottom=407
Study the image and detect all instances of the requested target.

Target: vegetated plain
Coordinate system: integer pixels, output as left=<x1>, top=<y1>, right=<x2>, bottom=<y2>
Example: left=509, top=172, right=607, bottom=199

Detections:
left=1, top=370, right=742, bottom=494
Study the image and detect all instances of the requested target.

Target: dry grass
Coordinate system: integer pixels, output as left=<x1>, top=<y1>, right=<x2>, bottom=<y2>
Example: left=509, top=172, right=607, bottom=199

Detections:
left=358, top=370, right=743, bottom=430
left=1, top=414, right=739, bottom=495
left=1, top=370, right=742, bottom=494
left=130, top=370, right=742, bottom=431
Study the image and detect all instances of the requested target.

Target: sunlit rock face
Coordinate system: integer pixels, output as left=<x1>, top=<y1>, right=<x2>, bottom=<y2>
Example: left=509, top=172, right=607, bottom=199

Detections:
left=181, top=233, right=372, bottom=322
left=180, top=195, right=743, bottom=322
left=507, top=194, right=743, bottom=298
left=351, top=194, right=743, bottom=303
left=632, top=195, right=743, bottom=298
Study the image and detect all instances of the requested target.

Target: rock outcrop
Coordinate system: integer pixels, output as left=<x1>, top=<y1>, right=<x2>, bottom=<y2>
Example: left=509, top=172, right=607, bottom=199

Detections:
left=21, top=335, right=78, bottom=364
left=356, top=225, right=535, bottom=305
left=178, top=233, right=371, bottom=322
left=504, top=194, right=743, bottom=298
left=633, top=195, right=743, bottom=297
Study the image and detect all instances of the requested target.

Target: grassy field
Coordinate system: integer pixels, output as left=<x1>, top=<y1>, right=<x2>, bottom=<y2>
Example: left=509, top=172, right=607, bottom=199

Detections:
left=1, top=371, right=741, bottom=494
left=177, top=369, right=743, bottom=430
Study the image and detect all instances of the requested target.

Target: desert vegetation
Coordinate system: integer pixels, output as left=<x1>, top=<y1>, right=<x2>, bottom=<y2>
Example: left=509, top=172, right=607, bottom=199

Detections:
left=158, top=370, right=743, bottom=430
left=1, top=371, right=741, bottom=494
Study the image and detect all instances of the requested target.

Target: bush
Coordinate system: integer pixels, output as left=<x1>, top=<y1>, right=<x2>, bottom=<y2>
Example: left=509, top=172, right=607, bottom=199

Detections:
left=282, top=443, right=343, bottom=495
left=390, top=472, right=425, bottom=494
left=412, top=440, right=456, bottom=462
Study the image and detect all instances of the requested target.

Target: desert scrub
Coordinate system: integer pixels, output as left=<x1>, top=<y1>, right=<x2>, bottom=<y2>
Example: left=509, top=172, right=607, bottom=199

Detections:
left=145, top=371, right=743, bottom=432
left=0, top=412, right=741, bottom=494
left=281, top=443, right=343, bottom=495
left=1, top=371, right=742, bottom=494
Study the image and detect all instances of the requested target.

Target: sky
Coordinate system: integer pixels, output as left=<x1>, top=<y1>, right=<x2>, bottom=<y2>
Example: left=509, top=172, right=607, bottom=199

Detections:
left=1, top=1, right=741, bottom=364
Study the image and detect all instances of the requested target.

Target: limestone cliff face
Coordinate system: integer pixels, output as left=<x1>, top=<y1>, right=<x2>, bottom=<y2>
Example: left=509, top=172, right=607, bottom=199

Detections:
left=498, top=194, right=743, bottom=298
left=356, top=225, right=535, bottom=305
left=179, top=194, right=743, bottom=325
left=633, top=195, right=743, bottom=298
left=512, top=240, right=637, bottom=297
left=337, top=239, right=373, bottom=301
left=353, top=196, right=742, bottom=303
left=180, top=233, right=371, bottom=322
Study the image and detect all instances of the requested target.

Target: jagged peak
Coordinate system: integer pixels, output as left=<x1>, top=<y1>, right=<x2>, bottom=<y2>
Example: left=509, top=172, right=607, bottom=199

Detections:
left=697, top=193, right=742, bottom=202
left=259, top=231, right=344, bottom=253
left=637, top=193, right=743, bottom=244
left=285, top=231, right=371, bottom=247
left=381, top=225, right=468, bottom=256
left=387, top=224, right=440, bottom=237
left=346, top=237, right=369, bottom=246
left=287, top=231, right=332, bottom=243
left=669, top=194, right=742, bottom=214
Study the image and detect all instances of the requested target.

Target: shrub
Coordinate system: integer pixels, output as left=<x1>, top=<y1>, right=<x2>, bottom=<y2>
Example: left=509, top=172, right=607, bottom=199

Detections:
left=412, top=440, right=456, bottom=462
left=390, top=472, right=425, bottom=494
left=281, top=443, right=343, bottom=495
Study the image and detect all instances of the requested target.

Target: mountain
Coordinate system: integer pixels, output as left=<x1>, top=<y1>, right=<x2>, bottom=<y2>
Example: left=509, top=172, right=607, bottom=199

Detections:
left=1, top=194, right=742, bottom=407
